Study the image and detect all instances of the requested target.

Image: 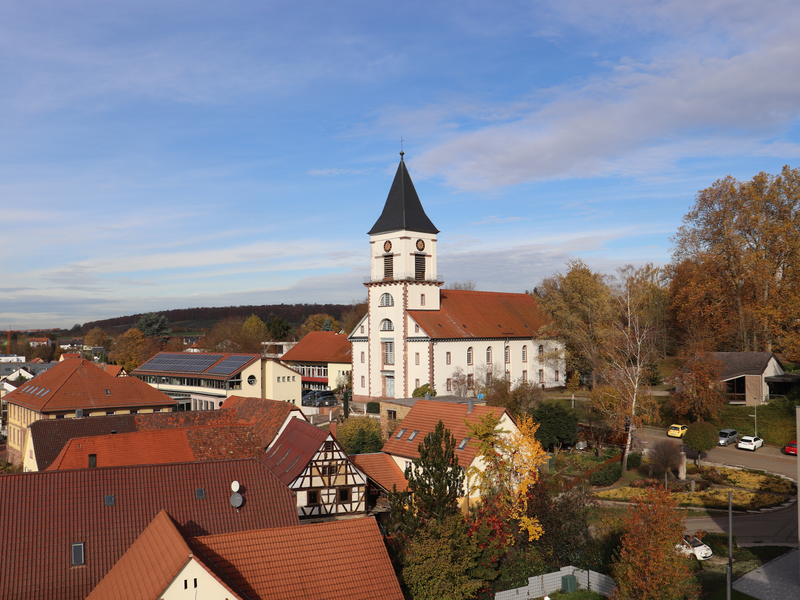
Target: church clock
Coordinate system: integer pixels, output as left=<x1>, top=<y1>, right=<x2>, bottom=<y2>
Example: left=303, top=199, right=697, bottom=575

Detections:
left=416, top=239, right=425, bottom=251
left=384, top=240, right=392, bottom=253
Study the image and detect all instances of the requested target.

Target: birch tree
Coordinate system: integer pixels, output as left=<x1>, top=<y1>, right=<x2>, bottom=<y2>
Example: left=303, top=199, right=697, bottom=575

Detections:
left=591, top=265, right=660, bottom=471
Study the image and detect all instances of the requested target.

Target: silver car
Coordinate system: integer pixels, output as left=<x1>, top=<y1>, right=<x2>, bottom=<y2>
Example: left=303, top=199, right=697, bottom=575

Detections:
left=718, top=429, right=739, bottom=446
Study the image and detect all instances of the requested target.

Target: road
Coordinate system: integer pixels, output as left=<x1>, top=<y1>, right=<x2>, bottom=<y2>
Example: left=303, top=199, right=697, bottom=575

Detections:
left=632, top=427, right=799, bottom=547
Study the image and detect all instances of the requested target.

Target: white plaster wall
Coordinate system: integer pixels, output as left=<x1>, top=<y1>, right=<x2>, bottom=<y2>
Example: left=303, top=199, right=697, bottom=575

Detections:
left=161, top=558, right=235, bottom=600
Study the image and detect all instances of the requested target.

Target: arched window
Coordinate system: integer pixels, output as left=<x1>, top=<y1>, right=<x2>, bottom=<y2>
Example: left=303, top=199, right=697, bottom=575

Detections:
left=522, top=345, right=528, bottom=362
left=466, top=347, right=473, bottom=365
left=486, top=347, right=492, bottom=364
left=538, top=344, right=544, bottom=359
left=379, top=293, right=394, bottom=307
left=504, top=346, right=510, bottom=363
left=380, top=319, right=394, bottom=331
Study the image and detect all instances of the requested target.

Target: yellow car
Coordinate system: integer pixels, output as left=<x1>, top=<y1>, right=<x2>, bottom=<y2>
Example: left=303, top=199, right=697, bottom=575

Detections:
left=668, top=424, right=688, bottom=438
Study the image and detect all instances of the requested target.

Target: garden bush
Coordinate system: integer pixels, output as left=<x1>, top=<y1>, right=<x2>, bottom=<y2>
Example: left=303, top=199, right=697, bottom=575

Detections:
left=626, top=452, right=642, bottom=469
left=590, top=463, right=622, bottom=487
left=366, top=401, right=380, bottom=414
left=701, top=532, right=737, bottom=558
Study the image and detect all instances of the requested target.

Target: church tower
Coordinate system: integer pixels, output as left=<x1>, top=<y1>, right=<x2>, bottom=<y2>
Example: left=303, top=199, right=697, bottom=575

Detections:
left=352, top=153, right=442, bottom=399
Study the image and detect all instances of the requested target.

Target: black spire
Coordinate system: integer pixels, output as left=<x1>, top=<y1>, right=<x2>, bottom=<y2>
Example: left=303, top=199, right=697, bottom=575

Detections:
left=368, top=154, right=439, bottom=235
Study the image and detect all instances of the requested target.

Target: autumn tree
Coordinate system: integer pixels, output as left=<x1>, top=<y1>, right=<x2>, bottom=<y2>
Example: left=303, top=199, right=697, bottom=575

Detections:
left=110, top=328, right=145, bottom=372
left=683, top=421, right=718, bottom=465
left=84, top=327, right=110, bottom=350
left=339, top=299, right=368, bottom=336
left=238, top=314, right=269, bottom=353
left=298, top=313, right=340, bottom=338
left=671, top=167, right=800, bottom=359
left=671, top=352, right=727, bottom=422
left=336, top=417, right=383, bottom=455
left=591, top=265, right=661, bottom=471
left=526, top=481, right=595, bottom=570
left=483, top=373, right=543, bottom=416
left=613, top=487, right=699, bottom=600
left=466, top=413, right=548, bottom=544
left=648, top=441, right=682, bottom=480
left=401, top=515, right=482, bottom=600
left=536, top=259, right=613, bottom=389
left=449, top=366, right=470, bottom=397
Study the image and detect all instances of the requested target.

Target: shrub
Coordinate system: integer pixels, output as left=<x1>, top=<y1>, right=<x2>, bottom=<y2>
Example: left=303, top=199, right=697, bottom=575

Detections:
left=701, top=532, right=737, bottom=557
left=412, top=383, right=436, bottom=398
left=626, top=452, right=642, bottom=469
left=590, top=463, right=622, bottom=487
left=366, top=401, right=380, bottom=414
left=697, top=466, right=726, bottom=484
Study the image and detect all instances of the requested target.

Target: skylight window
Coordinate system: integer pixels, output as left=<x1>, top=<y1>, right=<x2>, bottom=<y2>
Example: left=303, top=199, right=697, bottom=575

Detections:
left=71, top=542, right=85, bottom=566
left=105, top=389, right=111, bottom=395
left=104, top=495, right=115, bottom=507
left=407, top=430, right=419, bottom=441
left=395, top=428, right=407, bottom=439
left=457, top=438, right=471, bottom=450
left=195, top=488, right=206, bottom=500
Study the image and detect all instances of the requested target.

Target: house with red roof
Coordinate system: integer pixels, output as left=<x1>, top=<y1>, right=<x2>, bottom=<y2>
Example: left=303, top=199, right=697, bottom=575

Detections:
left=349, top=154, right=564, bottom=401
left=281, top=330, right=352, bottom=391
left=5, top=358, right=176, bottom=466
left=25, top=395, right=305, bottom=472
left=261, top=418, right=368, bottom=520
left=0, top=458, right=299, bottom=600
left=88, top=511, right=403, bottom=600
left=365, top=398, right=518, bottom=510
left=132, top=351, right=302, bottom=411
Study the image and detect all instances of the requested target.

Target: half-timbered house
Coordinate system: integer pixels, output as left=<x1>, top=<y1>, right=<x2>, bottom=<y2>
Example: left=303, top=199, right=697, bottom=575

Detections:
left=261, top=418, right=368, bottom=520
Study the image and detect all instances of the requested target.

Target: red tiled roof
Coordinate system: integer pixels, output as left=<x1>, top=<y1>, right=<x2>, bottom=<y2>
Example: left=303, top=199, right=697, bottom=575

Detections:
left=260, top=418, right=329, bottom=485
left=351, top=452, right=408, bottom=492
left=29, top=400, right=297, bottom=472
left=5, top=359, right=175, bottom=413
left=47, top=429, right=196, bottom=470
left=192, top=517, right=404, bottom=600
left=222, top=395, right=306, bottom=447
left=408, top=289, right=550, bottom=339
left=86, top=510, right=245, bottom=600
left=381, top=399, right=513, bottom=465
left=281, top=331, right=352, bottom=363
left=102, top=364, right=125, bottom=377
left=47, top=426, right=267, bottom=471
left=0, top=459, right=299, bottom=600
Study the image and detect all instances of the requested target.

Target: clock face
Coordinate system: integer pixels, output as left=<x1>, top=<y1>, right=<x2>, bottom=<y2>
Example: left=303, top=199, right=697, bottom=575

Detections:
left=416, top=239, right=425, bottom=251
left=383, top=240, right=392, bottom=253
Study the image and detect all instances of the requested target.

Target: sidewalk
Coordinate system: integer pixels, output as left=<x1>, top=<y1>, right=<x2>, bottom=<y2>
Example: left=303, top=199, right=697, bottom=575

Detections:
left=732, top=548, right=800, bottom=600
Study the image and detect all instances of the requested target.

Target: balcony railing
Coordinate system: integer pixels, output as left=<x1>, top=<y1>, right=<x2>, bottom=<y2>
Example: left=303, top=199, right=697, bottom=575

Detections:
left=364, top=274, right=444, bottom=284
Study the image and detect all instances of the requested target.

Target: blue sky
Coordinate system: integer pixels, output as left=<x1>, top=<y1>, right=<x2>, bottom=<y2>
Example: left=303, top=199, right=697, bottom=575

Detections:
left=3, top=1, right=800, bottom=329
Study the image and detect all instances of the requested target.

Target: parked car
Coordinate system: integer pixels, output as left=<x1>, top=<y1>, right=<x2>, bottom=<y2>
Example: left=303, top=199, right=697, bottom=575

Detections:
left=315, top=395, right=338, bottom=407
left=718, top=429, right=739, bottom=446
left=301, top=390, right=322, bottom=406
left=737, top=436, right=764, bottom=451
left=676, top=535, right=713, bottom=560
left=784, top=441, right=798, bottom=456
left=667, top=424, right=688, bottom=438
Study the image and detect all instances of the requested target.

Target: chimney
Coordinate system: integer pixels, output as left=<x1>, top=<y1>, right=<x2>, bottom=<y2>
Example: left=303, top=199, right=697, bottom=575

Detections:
left=329, top=420, right=338, bottom=439
left=468, top=398, right=474, bottom=414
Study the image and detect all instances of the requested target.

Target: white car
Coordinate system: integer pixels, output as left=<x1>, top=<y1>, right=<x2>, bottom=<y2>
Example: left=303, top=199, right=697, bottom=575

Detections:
left=737, top=436, right=764, bottom=451
left=676, top=535, right=713, bottom=560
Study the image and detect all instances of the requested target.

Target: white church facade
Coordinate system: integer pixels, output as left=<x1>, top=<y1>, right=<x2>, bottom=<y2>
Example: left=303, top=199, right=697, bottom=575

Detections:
left=349, top=153, right=565, bottom=402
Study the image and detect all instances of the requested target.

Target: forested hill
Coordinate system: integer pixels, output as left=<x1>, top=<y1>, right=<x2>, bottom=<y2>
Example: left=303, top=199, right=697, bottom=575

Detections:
left=83, top=304, right=351, bottom=333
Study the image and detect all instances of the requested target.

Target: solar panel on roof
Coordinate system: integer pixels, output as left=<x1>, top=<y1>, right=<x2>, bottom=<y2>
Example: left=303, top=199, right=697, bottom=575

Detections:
left=138, top=354, right=223, bottom=373
left=206, top=355, right=255, bottom=375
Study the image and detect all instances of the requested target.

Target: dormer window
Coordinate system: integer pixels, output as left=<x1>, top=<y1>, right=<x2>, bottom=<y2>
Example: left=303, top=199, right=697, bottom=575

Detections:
left=379, top=293, right=394, bottom=307
left=71, top=542, right=85, bottom=566
left=380, top=319, right=394, bottom=331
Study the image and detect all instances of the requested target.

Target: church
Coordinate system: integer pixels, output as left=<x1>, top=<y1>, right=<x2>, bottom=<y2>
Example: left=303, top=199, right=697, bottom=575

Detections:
left=349, top=153, right=565, bottom=402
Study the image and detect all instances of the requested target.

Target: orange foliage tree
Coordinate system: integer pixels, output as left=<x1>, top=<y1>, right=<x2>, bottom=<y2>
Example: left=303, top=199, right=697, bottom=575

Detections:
left=671, top=167, right=800, bottom=359
left=613, top=486, right=699, bottom=600
left=671, top=352, right=728, bottom=422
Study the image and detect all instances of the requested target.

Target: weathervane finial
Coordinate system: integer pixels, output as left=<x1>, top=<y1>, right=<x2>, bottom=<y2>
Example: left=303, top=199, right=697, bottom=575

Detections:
left=400, top=137, right=404, bottom=160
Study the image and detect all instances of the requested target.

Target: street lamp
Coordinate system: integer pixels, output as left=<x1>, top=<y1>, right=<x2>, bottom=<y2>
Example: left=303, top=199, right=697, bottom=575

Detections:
left=749, top=396, right=758, bottom=437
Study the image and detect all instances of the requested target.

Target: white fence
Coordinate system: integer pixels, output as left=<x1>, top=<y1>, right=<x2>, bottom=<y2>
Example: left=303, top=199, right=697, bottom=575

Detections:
left=495, top=565, right=616, bottom=599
